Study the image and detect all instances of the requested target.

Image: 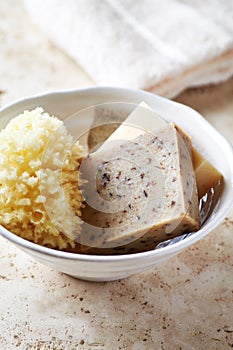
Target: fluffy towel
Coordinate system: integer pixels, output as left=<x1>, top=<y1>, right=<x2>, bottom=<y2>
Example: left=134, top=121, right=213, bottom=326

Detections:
left=24, top=0, right=233, bottom=97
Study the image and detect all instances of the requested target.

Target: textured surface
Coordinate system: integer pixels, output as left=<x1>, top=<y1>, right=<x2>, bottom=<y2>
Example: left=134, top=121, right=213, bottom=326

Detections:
left=0, top=108, right=84, bottom=249
left=0, top=1, right=233, bottom=349
left=81, top=123, right=199, bottom=250
left=23, top=0, right=233, bottom=97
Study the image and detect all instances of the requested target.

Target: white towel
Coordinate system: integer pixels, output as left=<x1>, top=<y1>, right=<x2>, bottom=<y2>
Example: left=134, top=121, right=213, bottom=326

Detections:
left=24, top=0, right=233, bottom=97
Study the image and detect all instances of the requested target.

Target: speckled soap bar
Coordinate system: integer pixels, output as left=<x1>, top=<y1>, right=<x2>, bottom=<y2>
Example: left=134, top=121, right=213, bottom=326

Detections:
left=80, top=123, right=200, bottom=252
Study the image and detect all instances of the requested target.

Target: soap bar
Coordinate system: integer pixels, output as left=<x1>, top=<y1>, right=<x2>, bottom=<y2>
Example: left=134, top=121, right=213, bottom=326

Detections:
left=192, top=148, right=223, bottom=198
left=97, top=102, right=222, bottom=199
left=97, top=102, right=166, bottom=151
left=80, top=123, right=200, bottom=250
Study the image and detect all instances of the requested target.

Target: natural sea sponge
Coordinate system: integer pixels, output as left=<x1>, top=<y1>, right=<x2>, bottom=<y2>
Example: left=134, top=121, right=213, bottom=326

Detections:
left=0, top=108, right=84, bottom=249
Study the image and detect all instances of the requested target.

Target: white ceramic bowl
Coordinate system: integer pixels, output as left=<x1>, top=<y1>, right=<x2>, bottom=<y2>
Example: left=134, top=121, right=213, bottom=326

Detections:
left=0, top=87, right=232, bottom=282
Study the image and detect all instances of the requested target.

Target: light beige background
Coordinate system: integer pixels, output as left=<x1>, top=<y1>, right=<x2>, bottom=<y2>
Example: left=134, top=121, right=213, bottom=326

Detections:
left=0, top=1, right=232, bottom=349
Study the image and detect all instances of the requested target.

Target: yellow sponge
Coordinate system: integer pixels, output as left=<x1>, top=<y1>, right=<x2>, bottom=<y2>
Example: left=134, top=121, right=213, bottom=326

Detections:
left=0, top=108, right=84, bottom=250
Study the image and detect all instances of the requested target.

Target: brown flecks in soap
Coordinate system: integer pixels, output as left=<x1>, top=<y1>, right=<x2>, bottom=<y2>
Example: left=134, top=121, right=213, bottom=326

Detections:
left=116, top=171, right=122, bottom=179
left=81, top=123, right=200, bottom=251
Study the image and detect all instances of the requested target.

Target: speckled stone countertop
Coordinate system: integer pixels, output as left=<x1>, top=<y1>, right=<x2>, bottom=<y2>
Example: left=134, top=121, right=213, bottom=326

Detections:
left=0, top=1, right=233, bottom=349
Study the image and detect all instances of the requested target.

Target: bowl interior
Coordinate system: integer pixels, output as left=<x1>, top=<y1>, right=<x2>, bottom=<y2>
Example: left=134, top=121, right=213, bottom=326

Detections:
left=0, top=87, right=232, bottom=260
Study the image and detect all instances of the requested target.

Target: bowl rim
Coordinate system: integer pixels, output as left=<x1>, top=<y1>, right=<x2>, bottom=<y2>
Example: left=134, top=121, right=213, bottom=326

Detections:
left=0, top=86, right=232, bottom=263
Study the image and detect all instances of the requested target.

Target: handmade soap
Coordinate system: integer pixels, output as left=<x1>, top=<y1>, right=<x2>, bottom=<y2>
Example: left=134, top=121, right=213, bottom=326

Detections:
left=80, top=123, right=200, bottom=251
left=97, top=102, right=222, bottom=199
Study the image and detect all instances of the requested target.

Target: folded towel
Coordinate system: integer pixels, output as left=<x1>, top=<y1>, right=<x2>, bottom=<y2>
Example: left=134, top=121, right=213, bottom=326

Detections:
left=24, top=0, right=233, bottom=97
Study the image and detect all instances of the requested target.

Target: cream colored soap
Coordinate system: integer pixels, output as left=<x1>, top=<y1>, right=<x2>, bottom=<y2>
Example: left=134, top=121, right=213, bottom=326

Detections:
left=97, top=102, right=166, bottom=151
left=98, top=102, right=222, bottom=199
left=80, top=123, right=200, bottom=251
